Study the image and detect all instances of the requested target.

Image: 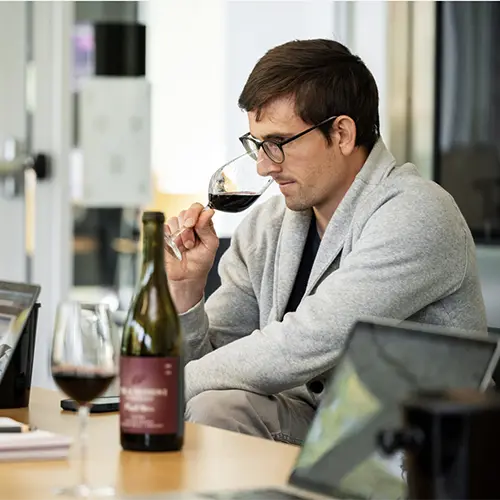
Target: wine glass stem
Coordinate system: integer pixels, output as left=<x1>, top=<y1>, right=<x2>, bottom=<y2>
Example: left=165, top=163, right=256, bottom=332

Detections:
left=78, top=404, right=89, bottom=489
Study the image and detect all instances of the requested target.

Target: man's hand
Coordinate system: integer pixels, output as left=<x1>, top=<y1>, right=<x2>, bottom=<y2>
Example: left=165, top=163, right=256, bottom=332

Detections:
left=165, top=203, right=219, bottom=313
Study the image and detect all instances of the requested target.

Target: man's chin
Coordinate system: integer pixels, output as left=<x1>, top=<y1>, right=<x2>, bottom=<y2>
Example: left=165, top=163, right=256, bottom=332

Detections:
left=283, top=195, right=311, bottom=212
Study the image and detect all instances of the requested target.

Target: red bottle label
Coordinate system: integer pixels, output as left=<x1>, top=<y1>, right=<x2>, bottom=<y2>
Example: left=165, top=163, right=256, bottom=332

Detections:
left=120, top=356, right=179, bottom=435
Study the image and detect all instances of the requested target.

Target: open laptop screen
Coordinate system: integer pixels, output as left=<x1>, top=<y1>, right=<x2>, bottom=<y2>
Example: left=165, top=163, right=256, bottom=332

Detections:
left=289, top=319, right=499, bottom=500
left=0, top=281, right=40, bottom=380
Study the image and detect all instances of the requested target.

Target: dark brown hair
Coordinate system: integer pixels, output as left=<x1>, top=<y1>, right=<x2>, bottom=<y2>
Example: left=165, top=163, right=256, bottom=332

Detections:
left=238, top=39, right=380, bottom=151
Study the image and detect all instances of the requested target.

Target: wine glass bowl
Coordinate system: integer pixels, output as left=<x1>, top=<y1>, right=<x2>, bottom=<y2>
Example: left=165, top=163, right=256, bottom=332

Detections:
left=164, top=150, right=273, bottom=260
left=207, top=151, right=273, bottom=212
left=51, top=301, right=117, bottom=497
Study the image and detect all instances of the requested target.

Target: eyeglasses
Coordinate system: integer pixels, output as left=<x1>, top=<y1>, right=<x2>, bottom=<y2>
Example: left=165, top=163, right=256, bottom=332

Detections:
left=239, top=115, right=337, bottom=164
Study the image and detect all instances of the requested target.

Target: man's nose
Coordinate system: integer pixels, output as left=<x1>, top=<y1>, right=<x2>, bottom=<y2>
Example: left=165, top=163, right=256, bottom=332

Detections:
left=256, top=150, right=281, bottom=177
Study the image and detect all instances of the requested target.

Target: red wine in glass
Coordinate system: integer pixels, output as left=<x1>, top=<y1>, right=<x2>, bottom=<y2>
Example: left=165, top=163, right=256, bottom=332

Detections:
left=53, top=367, right=115, bottom=405
left=207, top=192, right=260, bottom=213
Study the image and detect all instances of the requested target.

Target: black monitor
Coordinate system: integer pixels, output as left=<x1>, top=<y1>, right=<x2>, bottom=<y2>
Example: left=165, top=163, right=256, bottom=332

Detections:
left=0, top=281, right=41, bottom=408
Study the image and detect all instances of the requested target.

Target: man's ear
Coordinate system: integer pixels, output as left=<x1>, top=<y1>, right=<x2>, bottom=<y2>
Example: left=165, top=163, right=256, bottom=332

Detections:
left=333, top=115, right=357, bottom=156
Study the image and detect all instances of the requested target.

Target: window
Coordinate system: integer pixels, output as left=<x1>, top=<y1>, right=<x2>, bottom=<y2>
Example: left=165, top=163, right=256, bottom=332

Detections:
left=434, top=1, right=500, bottom=243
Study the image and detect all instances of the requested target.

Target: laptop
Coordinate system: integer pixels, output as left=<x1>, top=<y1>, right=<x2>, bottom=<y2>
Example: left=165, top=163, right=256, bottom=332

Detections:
left=0, top=280, right=40, bottom=380
left=150, top=318, right=500, bottom=500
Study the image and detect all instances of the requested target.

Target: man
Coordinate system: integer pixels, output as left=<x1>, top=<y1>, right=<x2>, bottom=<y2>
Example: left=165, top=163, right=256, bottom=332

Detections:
left=164, top=39, right=487, bottom=444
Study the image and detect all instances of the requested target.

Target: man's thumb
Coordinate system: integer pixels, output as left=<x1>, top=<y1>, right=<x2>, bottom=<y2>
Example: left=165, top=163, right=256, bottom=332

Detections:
left=195, top=208, right=216, bottom=243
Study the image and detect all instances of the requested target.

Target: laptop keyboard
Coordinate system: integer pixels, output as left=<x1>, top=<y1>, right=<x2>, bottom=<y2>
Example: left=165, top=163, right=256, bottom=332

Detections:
left=200, top=488, right=307, bottom=500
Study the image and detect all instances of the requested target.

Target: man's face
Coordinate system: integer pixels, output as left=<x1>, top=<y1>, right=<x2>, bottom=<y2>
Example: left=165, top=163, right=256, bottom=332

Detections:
left=248, top=97, right=347, bottom=212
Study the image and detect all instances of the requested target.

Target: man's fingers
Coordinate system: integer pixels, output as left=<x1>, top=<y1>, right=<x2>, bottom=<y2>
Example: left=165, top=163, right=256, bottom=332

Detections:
left=182, top=203, right=205, bottom=229
left=180, top=226, right=196, bottom=250
left=177, top=210, right=187, bottom=228
left=165, top=203, right=214, bottom=255
left=197, top=207, right=215, bottom=228
left=195, top=208, right=217, bottom=246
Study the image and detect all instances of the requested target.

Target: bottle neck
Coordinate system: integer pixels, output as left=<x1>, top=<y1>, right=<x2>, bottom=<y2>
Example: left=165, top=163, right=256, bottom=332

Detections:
left=141, top=221, right=165, bottom=278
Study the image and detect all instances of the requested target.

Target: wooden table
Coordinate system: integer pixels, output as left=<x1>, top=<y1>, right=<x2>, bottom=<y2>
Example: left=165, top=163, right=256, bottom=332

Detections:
left=0, top=388, right=299, bottom=499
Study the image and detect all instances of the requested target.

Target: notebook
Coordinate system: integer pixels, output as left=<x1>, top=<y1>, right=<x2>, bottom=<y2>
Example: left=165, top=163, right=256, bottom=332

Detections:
left=0, top=417, right=72, bottom=462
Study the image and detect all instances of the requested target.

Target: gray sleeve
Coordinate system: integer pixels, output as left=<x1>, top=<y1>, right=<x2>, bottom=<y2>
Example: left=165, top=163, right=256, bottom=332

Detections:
left=184, top=190, right=471, bottom=400
left=178, top=228, right=260, bottom=365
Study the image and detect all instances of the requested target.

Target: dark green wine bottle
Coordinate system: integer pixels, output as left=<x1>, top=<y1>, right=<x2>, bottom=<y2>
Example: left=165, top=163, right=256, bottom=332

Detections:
left=120, top=211, right=184, bottom=452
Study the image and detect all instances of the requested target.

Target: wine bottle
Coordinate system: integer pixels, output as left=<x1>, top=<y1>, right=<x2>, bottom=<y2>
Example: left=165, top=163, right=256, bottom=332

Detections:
left=120, top=211, right=184, bottom=452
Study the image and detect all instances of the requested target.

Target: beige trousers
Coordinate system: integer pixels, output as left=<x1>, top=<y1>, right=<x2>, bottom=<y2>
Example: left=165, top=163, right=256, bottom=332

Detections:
left=185, top=389, right=315, bottom=445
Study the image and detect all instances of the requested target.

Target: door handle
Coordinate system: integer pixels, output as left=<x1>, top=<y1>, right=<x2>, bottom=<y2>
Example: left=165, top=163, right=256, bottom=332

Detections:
left=24, top=153, right=50, bottom=180
left=0, top=137, right=50, bottom=198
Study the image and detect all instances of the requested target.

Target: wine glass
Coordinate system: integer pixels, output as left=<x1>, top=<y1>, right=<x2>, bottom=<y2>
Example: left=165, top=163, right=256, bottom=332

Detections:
left=51, top=301, right=118, bottom=498
left=164, top=150, right=272, bottom=260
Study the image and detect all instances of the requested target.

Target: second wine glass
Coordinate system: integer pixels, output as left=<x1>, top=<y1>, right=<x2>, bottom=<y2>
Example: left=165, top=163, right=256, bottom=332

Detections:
left=164, top=150, right=272, bottom=260
left=51, top=301, right=118, bottom=498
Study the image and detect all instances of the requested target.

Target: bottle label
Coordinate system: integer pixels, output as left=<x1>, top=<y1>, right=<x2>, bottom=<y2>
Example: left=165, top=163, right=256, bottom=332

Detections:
left=120, top=356, right=179, bottom=435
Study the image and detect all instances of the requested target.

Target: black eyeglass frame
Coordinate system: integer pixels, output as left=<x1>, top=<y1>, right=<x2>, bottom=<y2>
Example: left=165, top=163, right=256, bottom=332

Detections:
left=238, top=115, right=337, bottom=164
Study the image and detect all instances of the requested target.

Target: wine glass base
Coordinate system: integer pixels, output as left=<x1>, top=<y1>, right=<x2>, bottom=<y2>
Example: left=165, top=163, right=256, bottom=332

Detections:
left=54, top=484, right=115, bottom=498
left=164, top=233, right=183, bottom=260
